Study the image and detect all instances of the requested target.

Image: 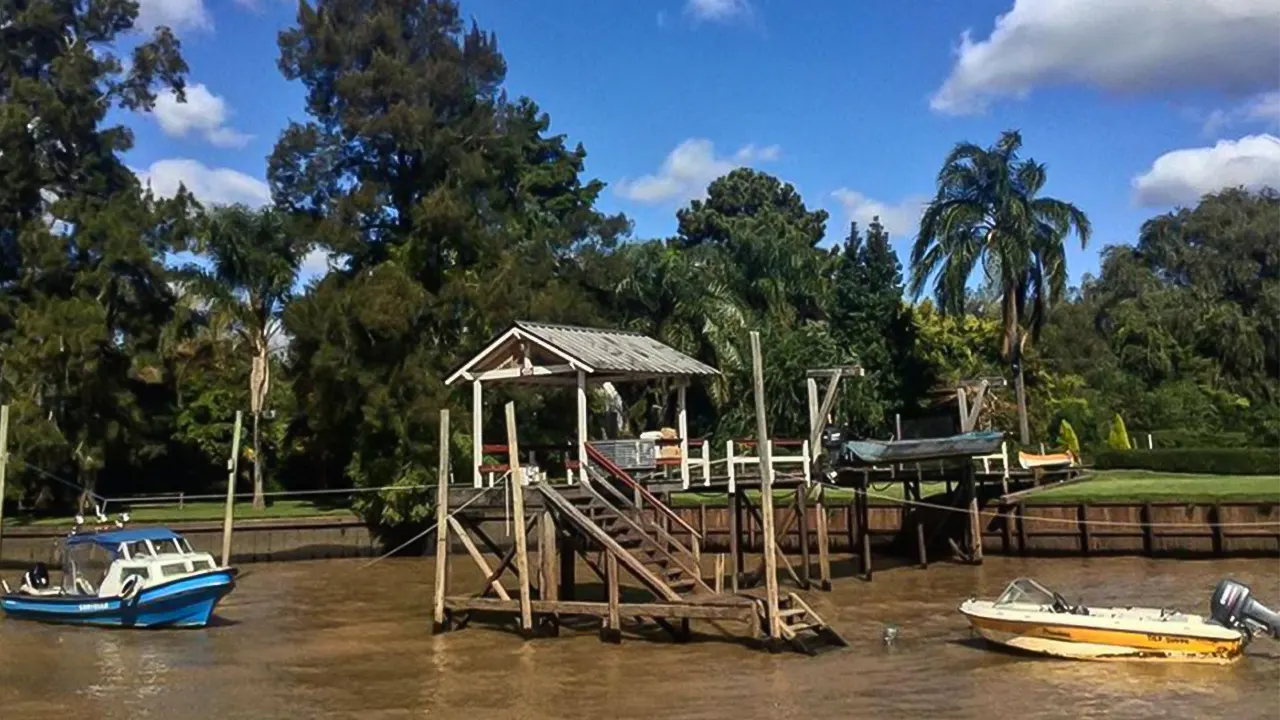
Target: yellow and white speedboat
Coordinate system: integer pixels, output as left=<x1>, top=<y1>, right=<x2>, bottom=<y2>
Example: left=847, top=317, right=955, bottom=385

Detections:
left=959, top=578, right=1279, bottom=664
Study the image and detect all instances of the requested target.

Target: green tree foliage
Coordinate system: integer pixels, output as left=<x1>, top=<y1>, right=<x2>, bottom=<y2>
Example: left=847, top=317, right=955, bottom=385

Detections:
left=1108, top=413, right=1131, bottom=451
left=0, top=1, right=190, bottom=505
left=183, top=205, right=308, bottom=508
left=910, top=130, right=1091, bottom=444
left=1056, top=419, right=1080, bottom=458
left=2, top=0, right=1273, bottom=529
left=271, top=0, right=624, bottom=526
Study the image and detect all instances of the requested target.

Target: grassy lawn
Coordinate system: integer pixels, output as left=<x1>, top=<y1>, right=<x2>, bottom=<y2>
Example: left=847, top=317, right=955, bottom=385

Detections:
left=670, top=482, right=951, bottom=508
left=668, top=471, right=1280, bottom=507
left=1021, top=470, right=1280, bottom=505
left=3, top=499, right=356, bottom=528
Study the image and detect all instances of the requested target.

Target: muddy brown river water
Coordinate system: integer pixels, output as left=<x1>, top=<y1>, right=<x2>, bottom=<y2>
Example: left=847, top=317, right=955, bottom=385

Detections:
left=1, top=555, right=1277, bottom=719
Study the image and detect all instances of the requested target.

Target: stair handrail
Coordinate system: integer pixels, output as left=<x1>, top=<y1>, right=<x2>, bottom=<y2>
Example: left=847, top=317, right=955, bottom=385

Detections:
left=585, top=444, right=702, bottom=540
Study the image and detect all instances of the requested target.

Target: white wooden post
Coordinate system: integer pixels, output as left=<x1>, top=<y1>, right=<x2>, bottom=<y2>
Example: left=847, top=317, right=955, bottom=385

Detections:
left=677, top=383, right=689, bottom=490
left=801, top=440, right=811, bottom=486
left=1147, top=433, right=1154, bottom=450
left=576, top=370, right=588, bottom=484
left=726, top=440, right=737, bottom=494
left=701, top=441, right=711, bottom=487
left=472, top=380, right=483, bottom=488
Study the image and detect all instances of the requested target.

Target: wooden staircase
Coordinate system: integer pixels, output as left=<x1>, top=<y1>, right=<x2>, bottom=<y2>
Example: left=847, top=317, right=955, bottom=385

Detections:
left=562, top=477, right=713, bottom=598
left=756, top=592, right=848, bottom=655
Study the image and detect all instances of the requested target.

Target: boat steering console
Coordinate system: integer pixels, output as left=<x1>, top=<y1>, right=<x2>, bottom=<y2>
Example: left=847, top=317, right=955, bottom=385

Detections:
left=1210, top=579, right=1280, bottom=640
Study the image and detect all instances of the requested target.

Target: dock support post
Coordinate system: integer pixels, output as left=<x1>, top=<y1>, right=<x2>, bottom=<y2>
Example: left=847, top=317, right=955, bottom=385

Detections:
left=714, top=553, right=725, bottom=594
left=796, top=485, right=811, bottom=589
left=220, top=410, right=243, bottom=567
left=575, top=372, right=588, bottom=485
left=815, top=485, right=831, bottom=590
left=965, top=465, right=983, bottom=563
left=472, top=381, right=483, bottom=488
left=558, top=531, right=576, bottom=601
left=538, top=509, right=559, bottom=635
left=432, top=409, right=452, bottom=634
left=729, top=489, right=742, bottom=593
left=602, top=552, right=621, bottom=644
left=504, top=402, right=534, bottom=633
left=0, top=405, right=9, bottom=566
left=1078, top=503, right=1091, bottom=556
left=858, top=473, right=872, bottom=580
left=749, top=331, right=781, bottom=641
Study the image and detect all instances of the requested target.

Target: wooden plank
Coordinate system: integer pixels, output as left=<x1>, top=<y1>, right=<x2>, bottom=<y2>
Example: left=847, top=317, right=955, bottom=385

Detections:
left=539, top=510, right=557, bottom=600
left=221, top=410, right=243, bottom=567
left=432, top=409, right=451, bottom=633
left=714, top=553, right=725, bottom=594
left=1016, top=502, right=1027, bottom=554
left=815, top=486, right=832, bottom=590
left=729, top=490, right=741, bottom=593
left=447, top=515, right=510, bottom=600
left=796, top=482, right=812, bottom=589
left=1142, top=503, right=1154, bottom=556
left=603, top=552, right=621, bottom=643
left=504, top=402, right=534, bottom=632
left=443, top=597, right=757, bottom=622
left=749, top=331, right=781, bottom=640
left=1078, top=503, right=1091, bottom=555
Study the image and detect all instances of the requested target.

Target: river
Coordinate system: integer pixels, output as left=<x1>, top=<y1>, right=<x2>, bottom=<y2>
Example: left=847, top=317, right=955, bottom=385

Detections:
left=1, top=555, right=1277, bottom=719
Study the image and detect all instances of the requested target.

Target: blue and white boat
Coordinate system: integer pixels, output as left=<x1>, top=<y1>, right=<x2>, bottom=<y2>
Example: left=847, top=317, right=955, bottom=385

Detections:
left=1, top=524, right=236, bottom=628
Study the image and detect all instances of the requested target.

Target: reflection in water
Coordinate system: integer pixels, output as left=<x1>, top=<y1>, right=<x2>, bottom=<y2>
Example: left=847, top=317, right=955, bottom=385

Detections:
left=0, top=555, right=1277, bottom=719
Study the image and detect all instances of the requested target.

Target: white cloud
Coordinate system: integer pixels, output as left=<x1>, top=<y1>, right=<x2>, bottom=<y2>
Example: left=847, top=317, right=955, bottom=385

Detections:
left=831, top=189, right=927, bottom=238
left=135, top=0, right=212, bottom=33
left=615, top=139, right=780, bottom=204
left=1131, top=134, right=1280, bottom=207
left=135, top=158, right=271, bottom=207
left=931, top=0, right=1280, bottom=115
left=150, top=84, right=253, bottom=149
left=1202, top=90, right=1280, bottom=135
left=685, top=0, right=752, bottom=23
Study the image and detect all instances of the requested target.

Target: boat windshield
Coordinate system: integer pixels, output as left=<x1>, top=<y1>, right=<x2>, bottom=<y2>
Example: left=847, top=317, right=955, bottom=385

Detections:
left=63, top=543, right=112, bottom=595
left=995, top=578, right=1060, bottom=607
left=152, top=538, right=184, bottom=555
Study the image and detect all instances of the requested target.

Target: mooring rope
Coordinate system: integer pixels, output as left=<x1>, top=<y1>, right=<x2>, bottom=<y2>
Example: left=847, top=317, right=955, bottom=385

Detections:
left=359, top=472, right=512, bottom=569
left=827, top=480, right=1280, bottom=529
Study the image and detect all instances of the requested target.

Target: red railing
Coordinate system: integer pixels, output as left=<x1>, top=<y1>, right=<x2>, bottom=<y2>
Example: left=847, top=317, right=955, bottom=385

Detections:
left=584, top=444, right=701, bottom=539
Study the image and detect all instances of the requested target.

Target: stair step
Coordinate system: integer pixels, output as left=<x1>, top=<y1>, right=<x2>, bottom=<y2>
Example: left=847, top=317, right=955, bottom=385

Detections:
left=785, top=622, right=819, bottom=634
left=779, top=607, right=807, bottom=619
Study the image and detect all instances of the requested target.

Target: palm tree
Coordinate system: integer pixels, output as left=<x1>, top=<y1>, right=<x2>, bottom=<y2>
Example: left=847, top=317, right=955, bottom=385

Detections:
left=188, top=205, right=307, bottom=509
left=909, top=130, right=1091, bottom=444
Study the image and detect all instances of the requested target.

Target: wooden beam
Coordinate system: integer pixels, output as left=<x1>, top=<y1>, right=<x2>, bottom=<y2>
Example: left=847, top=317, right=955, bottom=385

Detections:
left=603, top=552, right=621, bottom=643
left=504, top=402, right=534, bottom=632
left=472, top=381, right=483, bottom=488
left=443, top=597, right=757, bottom=623
left=749, top=331, right=780, bottom=640
left=807, top=370, right=843, bottom=452
left=815, top=486, right=832, bottom=590
left=539, top=510, right=557, bottom=601
left=473, top=364, right=576, bottom=382
left=576, top=371, right=588, bottom=484
left=805, top=366, right=863, bottom=378
left=677, top=384, right=689, bottom=490
left=432, top=409, right=451, bottom=633
left=220, top=410, right=243, bottom=567
left=447, top=515, right=510, bottom=600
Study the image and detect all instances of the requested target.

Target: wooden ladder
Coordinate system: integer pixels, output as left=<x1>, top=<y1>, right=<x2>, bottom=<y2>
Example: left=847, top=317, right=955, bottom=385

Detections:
left=759, top=592, right=849, bottom=655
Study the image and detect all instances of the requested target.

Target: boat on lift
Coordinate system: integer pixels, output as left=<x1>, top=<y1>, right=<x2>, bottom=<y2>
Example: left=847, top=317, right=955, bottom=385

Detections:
left=1, top=515, right=236, bottom=628
left=959, top=577, right=1280, bottom=664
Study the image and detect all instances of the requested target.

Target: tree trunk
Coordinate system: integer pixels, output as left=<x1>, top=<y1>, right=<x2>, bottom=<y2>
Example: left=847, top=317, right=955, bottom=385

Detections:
left=252, top=411, right=265, bottom=510
left=1012, top=329, right=1031, bottom=446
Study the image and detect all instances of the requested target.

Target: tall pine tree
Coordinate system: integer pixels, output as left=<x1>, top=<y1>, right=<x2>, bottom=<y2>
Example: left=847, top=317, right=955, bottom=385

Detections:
left=0, top=2, right=190, bottom=503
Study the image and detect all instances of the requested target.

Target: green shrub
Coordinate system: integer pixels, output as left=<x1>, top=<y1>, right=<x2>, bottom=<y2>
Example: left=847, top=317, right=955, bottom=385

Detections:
left=1057, top=419, right=1081, bottom=458
left=1094, top=448, right=1280, bottom=475
left=1149, top=430, right=1252, bottom=448
left=1107, top=413, right=1131, bottom=450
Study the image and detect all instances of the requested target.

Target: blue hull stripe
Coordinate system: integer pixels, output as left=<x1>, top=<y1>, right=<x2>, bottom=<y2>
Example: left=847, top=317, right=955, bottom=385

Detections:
left=1, top=569, right=236, bottom=628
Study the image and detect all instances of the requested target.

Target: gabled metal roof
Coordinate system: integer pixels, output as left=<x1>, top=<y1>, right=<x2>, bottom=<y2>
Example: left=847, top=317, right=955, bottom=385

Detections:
left=515, top=321, right=719, bottom=377
left=445, top=320, right=719, bottom=385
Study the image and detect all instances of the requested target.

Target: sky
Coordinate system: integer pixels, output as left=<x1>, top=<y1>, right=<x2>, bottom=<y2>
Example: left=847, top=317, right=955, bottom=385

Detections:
left=120, top=0, right=1280, bottom=287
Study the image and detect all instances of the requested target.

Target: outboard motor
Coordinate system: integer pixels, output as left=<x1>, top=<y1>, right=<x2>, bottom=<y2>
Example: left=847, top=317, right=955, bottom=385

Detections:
left=819, top=425, right=846, bottom=477
left=23, top=562, right=50, bottom=591
left=1210, top=579, right=1280, bottom=640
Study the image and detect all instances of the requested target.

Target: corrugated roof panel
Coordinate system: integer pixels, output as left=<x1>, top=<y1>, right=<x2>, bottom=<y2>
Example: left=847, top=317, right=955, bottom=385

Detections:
left=515, top=321, right=719, bottom=376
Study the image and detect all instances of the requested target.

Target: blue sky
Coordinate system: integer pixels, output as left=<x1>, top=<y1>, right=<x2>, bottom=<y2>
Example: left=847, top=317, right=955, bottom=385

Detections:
left=122, top=0, right=1280, bottom=286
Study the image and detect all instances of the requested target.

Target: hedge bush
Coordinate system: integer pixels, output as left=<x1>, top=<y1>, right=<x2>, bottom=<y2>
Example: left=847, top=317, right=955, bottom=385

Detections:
left=1094, top=448, right=1280, bottom=475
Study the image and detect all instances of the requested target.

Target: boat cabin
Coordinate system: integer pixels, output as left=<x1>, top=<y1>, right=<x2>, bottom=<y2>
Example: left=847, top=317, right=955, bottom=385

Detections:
left=62, top=528, right=220, bottom=598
